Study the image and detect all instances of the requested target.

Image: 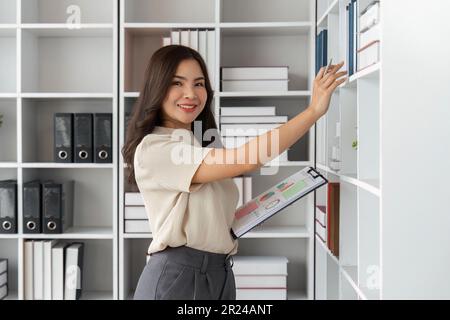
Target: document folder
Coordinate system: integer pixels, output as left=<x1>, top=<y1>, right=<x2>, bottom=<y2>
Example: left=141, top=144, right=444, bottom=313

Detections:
left=231, top=167, right=327, bottom=239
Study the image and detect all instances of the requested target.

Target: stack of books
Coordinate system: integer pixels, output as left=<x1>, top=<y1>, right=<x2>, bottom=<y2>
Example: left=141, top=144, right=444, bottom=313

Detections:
left=232, top=256, right=288, bottom=300
left=162, top=29, right=216, bottom=87
left=220, top=67, right=289, bottom=92
left=357, top=1, right=380, bottom=71
left=220, top=106, right=289, bottom=164
left=124, top=192, right=150, bottom=234
left=0, top=259, right=8, bottom=300
left=232, top=177, right=252, bottom=208
left=24, top=240, right=84, bottom=300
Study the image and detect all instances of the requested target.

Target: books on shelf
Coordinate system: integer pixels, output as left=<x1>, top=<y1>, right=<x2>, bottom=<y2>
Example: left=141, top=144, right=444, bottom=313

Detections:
left=124, top=192, right=151, bottom=233
left=315, top=29, right=328, bottom=74
left=220, top=66, right=289, bottom=92
left=24, top=240, right=84, bottom=300
left=327, top=183, right=340, bottom=257
left=233, top=256, right=288, bottom=300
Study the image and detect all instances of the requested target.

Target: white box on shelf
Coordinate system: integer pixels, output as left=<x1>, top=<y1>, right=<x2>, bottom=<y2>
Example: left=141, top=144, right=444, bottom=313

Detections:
left=124, top=220, right=151, bottom=233
left=125, top=192, right=144, bottom=206
left=235, top=275, right=287, bottom=288
left=360, top=23, right=380, bottom=49
left=221, top=67, right=288, bottom=80
left=220, top=107, right=276, bottom=116
left=232, top=256, right=288, bottom=275
left=236, top=288, right=287, bottom=300
left=124, top=206, right=148, bottom=220
left=359, top=1, right=380, bottom=32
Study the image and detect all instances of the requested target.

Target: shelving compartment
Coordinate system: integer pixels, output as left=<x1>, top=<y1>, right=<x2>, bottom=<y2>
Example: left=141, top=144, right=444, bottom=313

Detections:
left=0, top=0, right=16, bottom=24
left=21, top=98, right=112, bottom=163
left=339, top=86, right=357, bottom=176
left=0, top=99, right=17, bottom=162
left=22, top=168, right=113, bottom=236
left=325, top=92, right=340, bottom=171
left=358, top=187, right=380, bottom=299
left=122, top=238, right=151, bottom=299
left=220, top=96, right=311, bottom=163
left=21, top=28, right=113, bottom=93
left=339, top=180, right=357, bottom=283
left=0, top=30, right=16, bottom=93
left=221, top=27, right=312, bottom=91
left=0, top=239, right=18, bottom=300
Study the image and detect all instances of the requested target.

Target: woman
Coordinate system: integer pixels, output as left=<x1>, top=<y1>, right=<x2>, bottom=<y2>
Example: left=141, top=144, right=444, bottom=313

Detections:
left=122, top=45, right=346, bottom=300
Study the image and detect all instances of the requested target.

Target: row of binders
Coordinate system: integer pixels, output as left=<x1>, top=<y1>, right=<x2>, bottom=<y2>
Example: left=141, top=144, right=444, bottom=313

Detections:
left=347, top=0, right=381, bottom=75
left=0, top=179, right=74, bottom=234
left=162, top=29, right=216, bottom=87
left=124, top=192, right=149, bottom=234
left=0, top=259, right=8, bottom=300
left=220, top=66, right=289, bottom=92
left=233, top=256, right=288, bottom=300
left=54, top=113, right=112, bottom=163
left=220, top=106, right=289, bottom=163
left=24, top=240, right=84, bottom=300
left=315, top=182, right=340, bottom=257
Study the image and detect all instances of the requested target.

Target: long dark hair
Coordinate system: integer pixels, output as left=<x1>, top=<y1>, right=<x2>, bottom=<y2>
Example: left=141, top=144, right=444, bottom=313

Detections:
left=122, top=45, right=218, bottom=187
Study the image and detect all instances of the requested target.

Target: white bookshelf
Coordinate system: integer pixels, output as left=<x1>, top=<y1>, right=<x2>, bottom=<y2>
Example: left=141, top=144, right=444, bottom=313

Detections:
left=0, top=0, right=118, bottom=300
left=119, top=0, right=317, bottom=300
left=314, top=0, right=450, bottom=300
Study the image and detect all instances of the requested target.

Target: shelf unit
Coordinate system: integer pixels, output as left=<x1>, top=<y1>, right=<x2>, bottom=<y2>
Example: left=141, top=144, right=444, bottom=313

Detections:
left=0, top=0, right=118, bottom=300
left=119, top=0, right=316, bottom=300
left=314, top=0, right=450, bottom=300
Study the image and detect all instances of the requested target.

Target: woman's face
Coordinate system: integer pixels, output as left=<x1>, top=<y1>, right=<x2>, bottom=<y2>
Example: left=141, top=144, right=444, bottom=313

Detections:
left=160, top=59, right=208, bottom=129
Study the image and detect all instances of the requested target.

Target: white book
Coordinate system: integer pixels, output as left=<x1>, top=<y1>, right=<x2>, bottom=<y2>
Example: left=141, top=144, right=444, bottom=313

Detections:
left=43, top=240, right=58, bottom=300
left=198, top=30, right=207, bottom=62
left=221, top=106, right=276, bottom=117
left=221, top=67, right=288, bottom=80
left=162, top=36, right=171, bottom=47
left=64, top=243, right=84, bottom=300
left=24, top=240, right=34, bottom=300
left=221, top=123, right=282, bottom=137
left=220, top=116, right=288, bottom=124
left=357, top=40, right=380, bottom=71
left=0, top=272, right=7, bottom=287
left=243, top=177, right=253, bottom=204
left=0, top=259, right=6, bottom=274
left=33, top=240, right=44, bottom=300
left=236, top=288, right=287, bottom=300
left=0, top=284, right=7, bottom=300
left=206, top=29, right=216, bottom=88
left=235, top=275, right=287, bottom=288
left=232, top=256, right=288, bottom=275
left=189, top=29, right=198, bottom=51
left=125, top=192, right=144, bottom=206
left=125, top=220, right=151, bottom=233
left=222, top=79, right=288, bottom=92
left=171, top=30, right=180, bottom=45
left=124, top=206, right=148, bottom=220
left=316, top=220, right=327, bottom=243
left=232, top=177, right=244, bottom=208
left=180, top=30, right=190, bottom=46
left=52, top=242, right=67, bottom=300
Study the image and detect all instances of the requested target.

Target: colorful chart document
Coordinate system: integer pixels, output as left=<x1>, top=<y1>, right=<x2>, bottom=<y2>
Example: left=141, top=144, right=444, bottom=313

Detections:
left=231, top=167, right=328, bottom=238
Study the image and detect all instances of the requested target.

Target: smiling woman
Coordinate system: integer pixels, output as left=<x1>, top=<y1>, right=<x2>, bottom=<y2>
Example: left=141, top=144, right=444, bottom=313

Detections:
left=121, top=44, right=345, bottom=300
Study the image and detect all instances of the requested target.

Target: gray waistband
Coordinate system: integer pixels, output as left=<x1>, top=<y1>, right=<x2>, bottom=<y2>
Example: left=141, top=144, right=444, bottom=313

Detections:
left=150, top=246, right=232, bottom=271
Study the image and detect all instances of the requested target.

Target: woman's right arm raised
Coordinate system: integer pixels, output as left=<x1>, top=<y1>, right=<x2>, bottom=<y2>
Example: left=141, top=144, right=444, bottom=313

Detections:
left=192, top=62, right=347, bottom=184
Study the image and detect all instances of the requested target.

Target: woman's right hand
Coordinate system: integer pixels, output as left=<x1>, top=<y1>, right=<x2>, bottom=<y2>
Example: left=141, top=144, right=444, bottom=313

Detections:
left=309, top=61, right=347, bottom=118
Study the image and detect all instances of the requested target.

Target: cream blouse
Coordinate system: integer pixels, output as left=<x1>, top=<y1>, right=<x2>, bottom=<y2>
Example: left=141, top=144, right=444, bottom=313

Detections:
left=133, top=125, right=239, bottom=255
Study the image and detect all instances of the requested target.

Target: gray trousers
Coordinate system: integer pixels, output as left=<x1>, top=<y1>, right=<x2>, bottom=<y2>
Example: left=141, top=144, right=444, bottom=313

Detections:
left=134, top=246, right=236, bottom=300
